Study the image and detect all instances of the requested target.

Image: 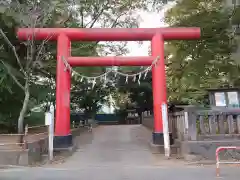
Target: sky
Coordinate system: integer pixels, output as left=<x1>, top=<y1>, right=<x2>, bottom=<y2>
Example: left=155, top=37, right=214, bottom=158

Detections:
left=125, top=3, right=174, bottom=57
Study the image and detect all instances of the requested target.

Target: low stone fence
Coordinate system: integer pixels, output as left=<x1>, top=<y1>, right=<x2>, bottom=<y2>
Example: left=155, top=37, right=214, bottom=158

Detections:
left=142, top=116, right=154, bottom=130
left=142, top=107, right=240, bottom=161
left=0, top=133, right=26, bottom=165
left=0, top=125, right=87, bottom=166
left=142, top=111, right=154, bottom=130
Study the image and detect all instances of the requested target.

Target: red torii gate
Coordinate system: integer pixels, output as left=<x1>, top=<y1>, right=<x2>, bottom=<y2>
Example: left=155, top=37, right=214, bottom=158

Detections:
left=17, top=28, right=200, bottom=149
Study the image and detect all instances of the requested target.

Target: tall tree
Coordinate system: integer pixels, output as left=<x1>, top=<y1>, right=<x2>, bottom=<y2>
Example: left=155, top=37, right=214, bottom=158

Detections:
left=0, top=0, right=168, bottom=132
left=164, top=0, right=240, bottom=104
left=0, top=0, right=57, bottom=133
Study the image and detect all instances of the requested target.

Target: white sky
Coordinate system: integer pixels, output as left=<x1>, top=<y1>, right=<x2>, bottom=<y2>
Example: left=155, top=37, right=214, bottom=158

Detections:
left=125, top=4, right=174, bottom=56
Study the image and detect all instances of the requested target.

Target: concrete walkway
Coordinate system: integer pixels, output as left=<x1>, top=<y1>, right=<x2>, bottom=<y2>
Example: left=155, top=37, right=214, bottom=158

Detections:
left=51, top=124, right=168, bottom=168
left=0, top=125, right=239, bottom=180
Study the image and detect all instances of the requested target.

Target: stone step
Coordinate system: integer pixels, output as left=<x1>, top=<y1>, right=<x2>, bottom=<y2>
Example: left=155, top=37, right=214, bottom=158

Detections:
left=149, top=142, right=180, bottom=154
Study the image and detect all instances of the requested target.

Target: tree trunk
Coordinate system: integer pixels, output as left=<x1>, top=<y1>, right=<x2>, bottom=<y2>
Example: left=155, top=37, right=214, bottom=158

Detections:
left=18, top=83, right=30, bottom=135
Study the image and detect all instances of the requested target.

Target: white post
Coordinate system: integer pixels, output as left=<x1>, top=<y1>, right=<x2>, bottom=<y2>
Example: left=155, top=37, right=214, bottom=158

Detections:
left=162, top=103, right=170, bottom=157
left=184, top=111, right=189, bottom=134
left=50, top=103, right=55, bottom=123
left=45, top=111, right=54, bottom=161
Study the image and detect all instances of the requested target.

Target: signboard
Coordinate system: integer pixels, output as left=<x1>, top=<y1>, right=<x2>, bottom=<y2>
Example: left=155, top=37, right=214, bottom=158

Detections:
left=214, top=92, right=226, bottom=106
left=45, top=112, right=52, bottom=125
left=227, top=91, right=239, bottom=107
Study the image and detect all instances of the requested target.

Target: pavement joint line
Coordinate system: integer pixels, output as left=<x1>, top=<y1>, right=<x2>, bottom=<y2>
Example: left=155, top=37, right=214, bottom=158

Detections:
left=0, top=164, right=223, bottom=173
left=0, top=165, right=28, bottom=169
left=0, top=165, right=200, bottom=172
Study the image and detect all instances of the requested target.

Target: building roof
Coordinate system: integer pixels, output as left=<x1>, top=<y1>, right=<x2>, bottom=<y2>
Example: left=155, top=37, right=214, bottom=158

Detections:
left=207, top=87, right=240, bottom=92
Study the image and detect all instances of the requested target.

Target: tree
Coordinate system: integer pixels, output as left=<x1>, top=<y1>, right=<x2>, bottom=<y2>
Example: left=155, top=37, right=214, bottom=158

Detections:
left=0, top=0, right=169, bottom=133
left=114, top=66, right=154, bottom=117
left=0, top=0, right=57, bottom=133
left=114, top=0, right=240, bottom=109
left=0, top=0, right=82, bottom=132
left=164, top=0, right=240, bottom=104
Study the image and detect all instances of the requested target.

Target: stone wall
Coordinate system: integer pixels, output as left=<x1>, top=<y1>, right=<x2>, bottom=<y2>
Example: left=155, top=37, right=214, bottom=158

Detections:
left=0, top=150, right=28, bottom=166
left=27, top=138, right=48, bottom=165
left=141, top=113, right=240, bottom=161
left=179, top=140, right=240, bottom=161
left=71, top=127, right=87, bottom=137
left=0, top=127, right=87, bottom=166
left=142, top=115, right=154, bottom=130
left=0, top=137, right=49, bottom=166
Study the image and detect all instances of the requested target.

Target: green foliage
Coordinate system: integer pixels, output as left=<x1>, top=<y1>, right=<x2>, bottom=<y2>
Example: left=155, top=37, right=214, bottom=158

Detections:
left=114, top=108, right=129, bottom=121
left=164, top=0, right=240, bottom=104
left=231, top=5, right=240, bottom=25
left=0, top=0, right=175, bottom=132
left=115, top=68, right=153, bottom=112
left=115, top=0, right=240, bottom=111
left=2, top=0, right=166, bottom=131
left=25, top=112, right=45, bottom=126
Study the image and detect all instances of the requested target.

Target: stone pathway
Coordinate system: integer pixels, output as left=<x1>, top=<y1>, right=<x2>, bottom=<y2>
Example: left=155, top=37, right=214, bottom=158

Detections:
left=0, top=125, right=239, bottom=180
left=49, top=124, right=183, bottom=168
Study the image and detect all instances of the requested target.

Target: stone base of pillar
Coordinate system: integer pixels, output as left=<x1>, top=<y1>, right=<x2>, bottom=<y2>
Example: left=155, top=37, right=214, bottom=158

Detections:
left=54, top=134, right=73, bottom=149
left=152, top=132, right=174, bottom=145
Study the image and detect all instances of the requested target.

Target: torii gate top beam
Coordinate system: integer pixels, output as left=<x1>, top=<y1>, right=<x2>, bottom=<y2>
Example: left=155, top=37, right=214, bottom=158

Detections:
left=17, top=28, right=200, bottom=41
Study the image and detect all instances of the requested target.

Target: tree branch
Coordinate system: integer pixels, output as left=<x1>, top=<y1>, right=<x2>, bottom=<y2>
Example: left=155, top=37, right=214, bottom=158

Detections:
left=0, top=60, right=25, bottom=91
left=80, top=7, right=84, bottom=27
left=85, top=2, right=110, bottom=28
left=0, top=29, right=27, bottom=77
